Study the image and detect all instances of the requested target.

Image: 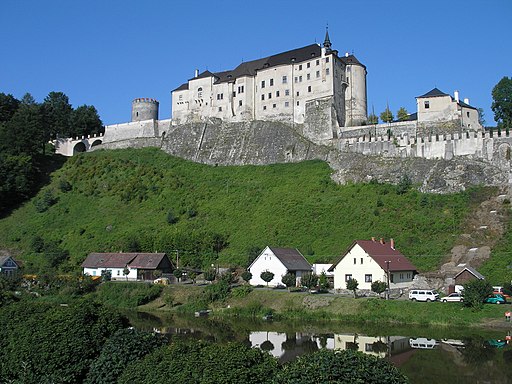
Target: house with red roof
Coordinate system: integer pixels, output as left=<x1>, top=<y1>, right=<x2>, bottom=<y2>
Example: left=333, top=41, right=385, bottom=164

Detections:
left=328, top=238, right=417, bottom=291
left=248, top=246, right=312, bottom=287
left=82, top=252, right=174, bottom=281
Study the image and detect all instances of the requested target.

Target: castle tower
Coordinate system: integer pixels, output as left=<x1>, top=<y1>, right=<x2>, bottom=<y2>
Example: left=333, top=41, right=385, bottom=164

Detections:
left=131, top=98, right=159, bottom=122
left=343, top=53, right=367, bottom=127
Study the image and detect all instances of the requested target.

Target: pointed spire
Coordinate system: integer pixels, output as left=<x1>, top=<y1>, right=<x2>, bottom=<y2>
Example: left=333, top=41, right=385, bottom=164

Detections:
left=323, top=26, right=332, bottom=51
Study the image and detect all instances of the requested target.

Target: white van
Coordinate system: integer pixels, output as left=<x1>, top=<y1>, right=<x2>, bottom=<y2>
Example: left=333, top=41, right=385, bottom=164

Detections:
left=409, top=289, right=439, bottom=302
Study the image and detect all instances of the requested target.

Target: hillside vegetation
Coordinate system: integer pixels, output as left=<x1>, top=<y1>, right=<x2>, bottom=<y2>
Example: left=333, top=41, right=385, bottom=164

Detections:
left=0, top=147, right=497, bottom=273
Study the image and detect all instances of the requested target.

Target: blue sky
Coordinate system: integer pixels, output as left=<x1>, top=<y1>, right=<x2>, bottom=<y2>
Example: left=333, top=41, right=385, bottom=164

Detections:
left=2, top=0, right=510, bottom=126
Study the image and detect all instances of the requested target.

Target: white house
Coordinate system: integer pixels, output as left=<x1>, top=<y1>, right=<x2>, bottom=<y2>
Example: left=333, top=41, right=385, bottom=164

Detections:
left=0, top=255, right=19, bottom=276
left=248, top=246, right=312, bottom=287
left=82, top=252, right=174, bottom=281
left=328, top=238, right=417, bottom=291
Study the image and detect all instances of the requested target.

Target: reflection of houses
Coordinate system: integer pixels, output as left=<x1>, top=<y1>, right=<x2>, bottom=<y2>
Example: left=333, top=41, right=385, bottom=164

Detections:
left=334, top=334, right=388, bottom=358
left=0, top=254, right=19, bottom=276
left=82, top=252, right=174, bottom=280
left=249, top=331, right=324, bottom=363
left=248, top=247, right=312, bottom=287
left=329, top=238, right=417, bottom=291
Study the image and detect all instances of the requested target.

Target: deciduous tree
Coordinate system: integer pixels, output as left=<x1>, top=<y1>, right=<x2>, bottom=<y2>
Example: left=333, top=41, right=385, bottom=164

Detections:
left=300, top=272, right=318, bottom=290
left=396, top=107, right=409, bottom=121
left=260, top=270, right=274, bottom=286
left=492, top=76, right=512, bottom=129
left=281, top=272, right=296, bottom=290
left=346, top=277, right=359, bottom=298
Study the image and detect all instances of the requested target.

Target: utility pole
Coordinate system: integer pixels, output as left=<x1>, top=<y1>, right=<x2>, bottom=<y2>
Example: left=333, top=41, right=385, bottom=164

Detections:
left=174, top=249, right=179, bottom=269
left=385, top=260, right=391, bottom=300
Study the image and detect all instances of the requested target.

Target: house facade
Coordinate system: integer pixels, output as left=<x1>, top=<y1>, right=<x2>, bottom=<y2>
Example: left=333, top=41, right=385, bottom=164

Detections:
left=329, top=238, right=417, bottom=291
left=0, top=255, right=19, bottom=276
left=82, top=252, right=174, bottom=281
left=248, top=246, right=312, bottom=287
left=172, top=30, right=367, bottom=129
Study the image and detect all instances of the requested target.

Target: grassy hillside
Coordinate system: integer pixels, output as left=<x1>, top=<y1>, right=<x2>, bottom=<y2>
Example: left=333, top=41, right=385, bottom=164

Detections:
left=0, top=147, right=494, bottom=273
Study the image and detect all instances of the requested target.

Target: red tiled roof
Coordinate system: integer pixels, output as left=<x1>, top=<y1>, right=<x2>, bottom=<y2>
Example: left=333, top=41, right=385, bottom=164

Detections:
left=329, top=240, right=417, bottom=272
left=81, top=253, right=168, bottom=269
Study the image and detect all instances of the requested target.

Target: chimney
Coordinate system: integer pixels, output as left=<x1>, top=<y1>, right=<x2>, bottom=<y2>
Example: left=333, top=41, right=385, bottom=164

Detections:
left=464, top=98, right=470, bottom=105
left=371, top=237, right=376, bottom=242
left=380, top=238, right=385, bottom=245
left=194, top=69, right=199, bottom=78
left=390, top=238, right=395, bottom=249
left=454, top=90, right=459, bottom=102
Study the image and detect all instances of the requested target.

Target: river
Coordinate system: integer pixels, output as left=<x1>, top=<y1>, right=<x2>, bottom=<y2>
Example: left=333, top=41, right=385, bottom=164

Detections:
left=127, top=311, right=512, bottom=384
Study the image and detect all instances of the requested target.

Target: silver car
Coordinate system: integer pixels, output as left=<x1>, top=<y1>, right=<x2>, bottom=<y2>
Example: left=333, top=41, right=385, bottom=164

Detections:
left=441, top=293, right=463, bottom=303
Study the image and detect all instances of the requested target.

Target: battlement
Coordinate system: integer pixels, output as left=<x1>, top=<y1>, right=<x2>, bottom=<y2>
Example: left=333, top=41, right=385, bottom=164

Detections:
left=133, top=98, right=159, bottom=104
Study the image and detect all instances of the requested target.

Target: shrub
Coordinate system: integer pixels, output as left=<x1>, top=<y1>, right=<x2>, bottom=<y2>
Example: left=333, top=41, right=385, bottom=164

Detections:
left=231, top=285, right=253, bottom=298
left=463, top=279, right=493, bottom=309
left=33, top=189, right=58, bottom=212
left=300, top=272, right=318, bottom=290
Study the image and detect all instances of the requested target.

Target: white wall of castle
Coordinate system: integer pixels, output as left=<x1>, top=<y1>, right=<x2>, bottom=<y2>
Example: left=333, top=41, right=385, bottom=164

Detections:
left=171, top=48, right=358, bottom=127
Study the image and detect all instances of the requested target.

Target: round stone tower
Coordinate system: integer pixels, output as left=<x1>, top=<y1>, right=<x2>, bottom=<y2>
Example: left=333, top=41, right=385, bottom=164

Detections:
left=131, top=98, right=159, bottom=122
left=344, top=54, right=367, bottom=127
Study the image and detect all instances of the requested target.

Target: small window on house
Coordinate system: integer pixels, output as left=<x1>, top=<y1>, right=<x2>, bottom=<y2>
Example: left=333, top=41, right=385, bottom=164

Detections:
left=308, top=86, right=311, bottom=92
left=294, top=76, right=298, bottom=83
left=92, top=270, right=96, bottom=276
left=239, top=100, right=242, bottom=106
left=307, top=62, right=310, bottom=68
left=285, top=101, right=289, bottom=107
left=261, top=94, right=265, bottom=100
left=296, top=101, right=299, bottom=106
left=467, top=111, right=470, bottom=118
left=326, top=57, right=330, bottom=63
left=299, top=64, right=302, bottom=70
left=326, top=68, right=330, bottom=75
left=117, top=270, right=121, bottom=276
left=296, top=91, right=300, bottom=96
left=316, top=71, right=320, bottom=78
left=270, top=78, right=274, bottom=86
left=273, top=103, right=276, bottom=108
left=263, top=106, right=267, bottom=110
left=282, top=75, right=287, bottom=84
left=307, top=73, right=310, bottom=80
left=345, top=274, right=352, bottom=282
left=232, top=91, right=236, bottom=97
left=268, top=93, right=272, bottom=99
left=316, top=59, right=320, bottom=65
left=353, top=258, right=356, bottom=265
left=360, top=258, right=363, bottom=264
left=276, top=91, right=280, bottom=97
left=299, top=75, right=303, bottom=82
left=238, top=85, right=245, bottom=93
left=425, top=101, right=430, bottom=109
left=365, top=274, right=372, bottom=283
left=261, top=80, right=265, bottom=88
left=285, top=89, right=290, bottom=96
left=217, top=93, right=223, bottom=100
left=218, top=107, right=222, bottom=112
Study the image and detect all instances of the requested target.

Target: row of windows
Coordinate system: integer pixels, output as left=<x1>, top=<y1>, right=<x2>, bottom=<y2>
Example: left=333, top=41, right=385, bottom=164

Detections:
left=261, top=87, right=313, bottom=101
left=261, top=67, right=330, bottom=89
left=262, top=101, right=295, bottom=110
left=295, top=57, right=329, bottom=71
left=345, top=274, right=373, bottom=282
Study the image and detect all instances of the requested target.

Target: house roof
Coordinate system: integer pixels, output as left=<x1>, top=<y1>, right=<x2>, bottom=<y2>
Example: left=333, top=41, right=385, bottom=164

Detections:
left=82, top=253, right=168, bottom=269
left=454, top=264, right=485, bottom=280
left=416, top=88, right=449, bottom=99
left=0, top=255, right=18, bottom=268
left=329, top=240, right=417, bottom=272
left=269, top=247, right=312, bottom=271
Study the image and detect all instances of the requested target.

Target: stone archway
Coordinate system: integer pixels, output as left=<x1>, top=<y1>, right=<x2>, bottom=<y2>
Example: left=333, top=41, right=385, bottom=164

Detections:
left=90, top=139, right=102, bottom=148
left=73, top=142, right=87, bottom=154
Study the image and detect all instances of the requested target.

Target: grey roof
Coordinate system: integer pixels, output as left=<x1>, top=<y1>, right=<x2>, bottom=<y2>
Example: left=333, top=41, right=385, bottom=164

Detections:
left=172, top=83, right=189, bottom=92
left=417, top=88, right=449, bottom=98
left=269, top=247, right=312, bottom=271
left=82, top=252, right=169, bottom=269
left=454, top=265, right=485, bottom=280
left=0, top=255, right=18, bottom=268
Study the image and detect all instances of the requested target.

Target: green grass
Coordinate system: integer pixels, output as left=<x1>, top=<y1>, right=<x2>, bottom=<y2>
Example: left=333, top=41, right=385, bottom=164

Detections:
left=92, top=282, right=163, bottom=308
left=0, top=147, right=496, bottom=272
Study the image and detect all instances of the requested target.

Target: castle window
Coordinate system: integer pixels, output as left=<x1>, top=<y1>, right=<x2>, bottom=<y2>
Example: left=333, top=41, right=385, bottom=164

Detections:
left=307, top=62, right=311, bottom=68
left=197, top=87, right=203, bottom=98
left=238, top=85, right=244, bottom=93
left=282, top=75, right=287, bottom=84
left=218, top=107, right=222, bottom=112
left=261, top=80, right=265, bottom=88
left=285, top=101, right=289, bottom=107
left=308, top=86, right=311, bottom=93
left=307, top=73, right=310, bottom=80
left=263, top=106, right=267, bottom=110
left=296, top=91, right=299, bottom=96
left=299, top=75, right=303, bottom=82
left=467, top=111, right=470, bottom=118
left=285, top=89, right=290, bottom=96
left=268, top=93, right=272, bottom=99
left=217, top=93, right=223, bottom=100
left=294, top=77, right=298, bottom=83
left=326, top=68, right=330, bottom=75
left=273, top=104, right=276, bottom=108
left=233, top=91, right=236, bottom=97
left=316, top=71, right=320, bottom=78
left=296, top=101, right=299, bottom=106
left=270, top=78, right=274, bottom=86
left=326, top=57, right=330, bottom=63
left=179, top=95, right=183, bottom=101
left=424, top=101, right=430, bottom=109
left=261, top=94, right=265, bottom=100
left=276, top=91, right=280, bottom=97
left=316, top=59, right=320, bottom=65
left=299, top=64, right=302, bottom=70
left=239, top=100, right=242, bottom=106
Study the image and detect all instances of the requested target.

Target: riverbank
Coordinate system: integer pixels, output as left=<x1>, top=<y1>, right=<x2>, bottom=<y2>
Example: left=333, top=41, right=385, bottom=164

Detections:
left=136, top=285, right=512, bottom=329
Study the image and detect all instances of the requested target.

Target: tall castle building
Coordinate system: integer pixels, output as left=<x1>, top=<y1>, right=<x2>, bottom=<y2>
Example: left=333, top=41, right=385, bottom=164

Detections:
left=171, top=30, right=367, bottom=129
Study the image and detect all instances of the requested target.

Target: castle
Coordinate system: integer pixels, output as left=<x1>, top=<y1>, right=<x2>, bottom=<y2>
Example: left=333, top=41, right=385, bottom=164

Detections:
left=171, top=30, right=368, bottom=131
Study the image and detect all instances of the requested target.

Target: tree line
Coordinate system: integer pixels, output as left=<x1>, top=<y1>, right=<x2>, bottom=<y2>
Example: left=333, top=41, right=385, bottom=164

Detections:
left=0, top=91, right=102, bottom=212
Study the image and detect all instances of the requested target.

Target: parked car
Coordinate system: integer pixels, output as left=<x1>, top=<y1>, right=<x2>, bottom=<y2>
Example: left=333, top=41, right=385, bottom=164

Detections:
left=484, top=294, right=506, bottom=304
left=409, top=289, right=440, bottom=302
left=441, top=293, right=463, bottom=303
left=493, top=286, right=511, bottom=300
